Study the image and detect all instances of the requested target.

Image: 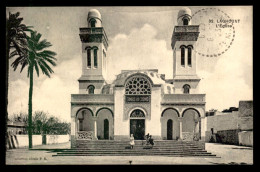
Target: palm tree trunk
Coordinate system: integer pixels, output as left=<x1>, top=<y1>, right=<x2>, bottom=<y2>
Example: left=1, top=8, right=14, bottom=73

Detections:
left=6, top=41, right=10, bottom=149
left=28, top=66, right=33, bottom=149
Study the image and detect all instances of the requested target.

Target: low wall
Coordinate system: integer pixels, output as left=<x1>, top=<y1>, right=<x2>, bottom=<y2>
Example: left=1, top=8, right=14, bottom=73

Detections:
left=45, top=135, right=70, bottom=144
left=205, top=131, right=212, bottom=142
left=216, top=129, right=240, bottom=145
left=13, top=135, right=42, bottom=148
left=182, top=132, right=193, bottom=141
left=238, top=131, right=253, bottom=147
left=7, top=135, right=70, bottom=148
left=182, top=132, right=200, bottom=141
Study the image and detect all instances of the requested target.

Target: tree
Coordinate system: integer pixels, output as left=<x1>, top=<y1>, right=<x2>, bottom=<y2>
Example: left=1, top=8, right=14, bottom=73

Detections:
left=32, top=111, right=48, bottom=134
left=6, top=12, right=32, bottom=148
left=8, top=112, right=28, bottom=124
left=11, top=31, right=57, bottom=148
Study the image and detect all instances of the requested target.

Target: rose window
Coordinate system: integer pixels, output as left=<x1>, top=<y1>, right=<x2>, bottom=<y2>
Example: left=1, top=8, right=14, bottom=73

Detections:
left=125, top=77, right=151, bottom=95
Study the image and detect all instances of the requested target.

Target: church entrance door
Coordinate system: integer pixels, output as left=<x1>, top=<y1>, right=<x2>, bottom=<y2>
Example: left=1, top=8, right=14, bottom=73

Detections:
left=130, top=119, right=145, bottom=140
left=167, top=119, right=173, bottom=140
left=104, top=119, right=109, bottom=139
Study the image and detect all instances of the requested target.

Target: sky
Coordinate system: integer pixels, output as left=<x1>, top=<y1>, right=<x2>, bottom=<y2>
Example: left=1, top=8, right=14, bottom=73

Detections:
left=6, top=6, right=253, bottom=122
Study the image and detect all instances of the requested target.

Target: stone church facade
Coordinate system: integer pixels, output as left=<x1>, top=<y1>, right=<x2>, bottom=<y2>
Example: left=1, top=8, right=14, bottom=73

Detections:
left=70, top=8, right=206, bottom=148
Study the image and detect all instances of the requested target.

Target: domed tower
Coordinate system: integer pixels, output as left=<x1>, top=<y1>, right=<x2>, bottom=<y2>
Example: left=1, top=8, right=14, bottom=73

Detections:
left=177, top=7, right=192, bottom=26
left=171, top=7, right=200, bottom=94
left=87, top=9, right=102, bottom=27
left=78, top=9, right=109, bottom=94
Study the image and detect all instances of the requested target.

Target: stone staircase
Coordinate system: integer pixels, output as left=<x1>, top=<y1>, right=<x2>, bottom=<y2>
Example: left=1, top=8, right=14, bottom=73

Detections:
left=53, top=140, right=217, bottom=157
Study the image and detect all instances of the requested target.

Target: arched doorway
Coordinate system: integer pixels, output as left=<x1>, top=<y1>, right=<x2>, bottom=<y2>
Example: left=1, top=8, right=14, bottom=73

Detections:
left=182, top=108, right=201, bottom=141
left=130, top=109, right=145, bottom=140
left=104, top=119, right=109, bottom=139
left=76, top=108, right=94, bottom=132
left=96, top=108, right=113, bottom=140
left=167, top=119, right=173, bottom=140
left=161, top=108, right=180, bottom=140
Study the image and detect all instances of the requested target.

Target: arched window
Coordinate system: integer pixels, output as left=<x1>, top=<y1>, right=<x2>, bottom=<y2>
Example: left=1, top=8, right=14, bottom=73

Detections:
left=188, top=46, right=192, bottom=66
left=125, top=76, right=151, bottom=95
left=78, top=112, right=84, bottom=131
left=94, top=49, right=98, bottom=68
left=80, top=121, right=83, bottom=131
left=130, top=109, right=145, bottom=118
left=90, top=19, right=96, bottom=27
left=183, top=18, right=189, bottom=25
left=88, top=85, right=95, bottom=94
left=87, top=49, right=91, bottom=68
left=183, top=84, right=190, bottom=94
left=181, top=46, right=185, bottom=66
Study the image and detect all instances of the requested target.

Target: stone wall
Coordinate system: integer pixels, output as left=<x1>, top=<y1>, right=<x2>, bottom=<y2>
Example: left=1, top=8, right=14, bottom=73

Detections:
left=238, top=101, right=253, bottom=118
left=206, top=111, right=239, bottom=133
left=238, top=101, right=253, bottom=131
left=7, top=135, right=70, bottom=149
left=216, top=129, right=240, bottom=145
left=45, top=135, right=70, bottom=144
left=238, top=131, right=253, bottom=147
left=204, top=131, right=212, bottom=142
left=8, top=135, right=42, bottom=148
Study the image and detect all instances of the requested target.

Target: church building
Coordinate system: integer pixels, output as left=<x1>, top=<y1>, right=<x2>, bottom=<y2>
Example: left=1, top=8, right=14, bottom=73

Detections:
left=70, top=8, right=206, bottom=148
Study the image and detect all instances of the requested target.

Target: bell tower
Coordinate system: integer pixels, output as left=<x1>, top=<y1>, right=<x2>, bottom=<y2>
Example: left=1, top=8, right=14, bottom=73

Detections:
left=78, top=9, right=109, bottom=94
left=171, top=7, right=201, bottom=94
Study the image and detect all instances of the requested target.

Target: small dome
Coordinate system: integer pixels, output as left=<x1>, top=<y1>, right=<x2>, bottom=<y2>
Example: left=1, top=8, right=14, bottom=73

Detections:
left=113, top=70, right=166, bottom=86
left=177, top=7, right=192, bottom=19
left=88, top=9, right=101, bottom=21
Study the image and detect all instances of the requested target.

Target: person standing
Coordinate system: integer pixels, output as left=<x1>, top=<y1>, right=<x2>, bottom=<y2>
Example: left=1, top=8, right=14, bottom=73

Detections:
left=130, top=134, right=135, bottom=149
left=145, top=133, right=150, bottom=145
left=149, top=135, right=154, bottom=148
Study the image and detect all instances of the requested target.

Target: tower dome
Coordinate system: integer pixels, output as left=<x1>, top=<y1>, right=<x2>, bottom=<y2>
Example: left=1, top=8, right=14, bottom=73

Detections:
left=177, top=7, right=192, bottom=19
left=87, top=9, right=102, bottom=27
left=88, top=9, right=102, bottom=21
left=177, top=7, right=192, bottom=26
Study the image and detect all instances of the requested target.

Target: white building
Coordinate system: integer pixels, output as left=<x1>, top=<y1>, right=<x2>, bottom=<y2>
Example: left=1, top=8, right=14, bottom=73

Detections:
left=70, top=8, right=207, bottom=148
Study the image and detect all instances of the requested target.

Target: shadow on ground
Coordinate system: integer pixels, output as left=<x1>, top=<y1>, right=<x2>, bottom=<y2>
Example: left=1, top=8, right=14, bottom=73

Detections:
left=210, top=162, right=250, bottom=165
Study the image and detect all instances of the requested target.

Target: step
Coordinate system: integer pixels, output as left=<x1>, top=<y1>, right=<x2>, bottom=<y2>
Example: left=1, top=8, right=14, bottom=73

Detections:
left=76, top=144, right=200, bottom=146
left=56, top=152, right=214, bottom=156
left=58, top=150, right=209, bottom=153
left=75, top=148, right=203, bottom=151
left=53, top=154, right=216, bottom=157
left=56, top=149, right=212, bottom=154
left=76, top=141, right=196, bottom=144
left=76, top=146, right=200, bottom=148
left=75, top=147, right=202, bottom=150
left=54, top=153, right=216, bottom=157
left=55, top=140, right=214, bottom=157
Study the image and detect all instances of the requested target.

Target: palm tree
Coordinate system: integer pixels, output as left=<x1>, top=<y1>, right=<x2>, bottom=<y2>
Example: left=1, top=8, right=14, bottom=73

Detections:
left=11, top=30, right=57, bottom=148
left=6, top=12, right=31, bottom=148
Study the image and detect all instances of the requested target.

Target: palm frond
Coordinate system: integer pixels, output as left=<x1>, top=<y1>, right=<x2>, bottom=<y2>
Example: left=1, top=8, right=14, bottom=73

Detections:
left=11, top=28, right=57, bottom=78
left=36, top=39, right=52, bottom=51
left=41, top=56, right=57, bottom=66
left=9, top=50, right=19, bottom=59
left=39, top=59, right=54, bottom=75
left=35, top=32, right=42, bottom=43
left=34, top=62, right=40, bottom=77
left=27, top=65, right=30, bottom=77
left=38, top=50, right=57, bottom=59
left=38, top=61, right=51, bottom=77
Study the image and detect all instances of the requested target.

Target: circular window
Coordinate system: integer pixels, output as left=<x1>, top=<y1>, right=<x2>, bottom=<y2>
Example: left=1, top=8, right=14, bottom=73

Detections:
left=125, top=76, right=151, bottom=95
